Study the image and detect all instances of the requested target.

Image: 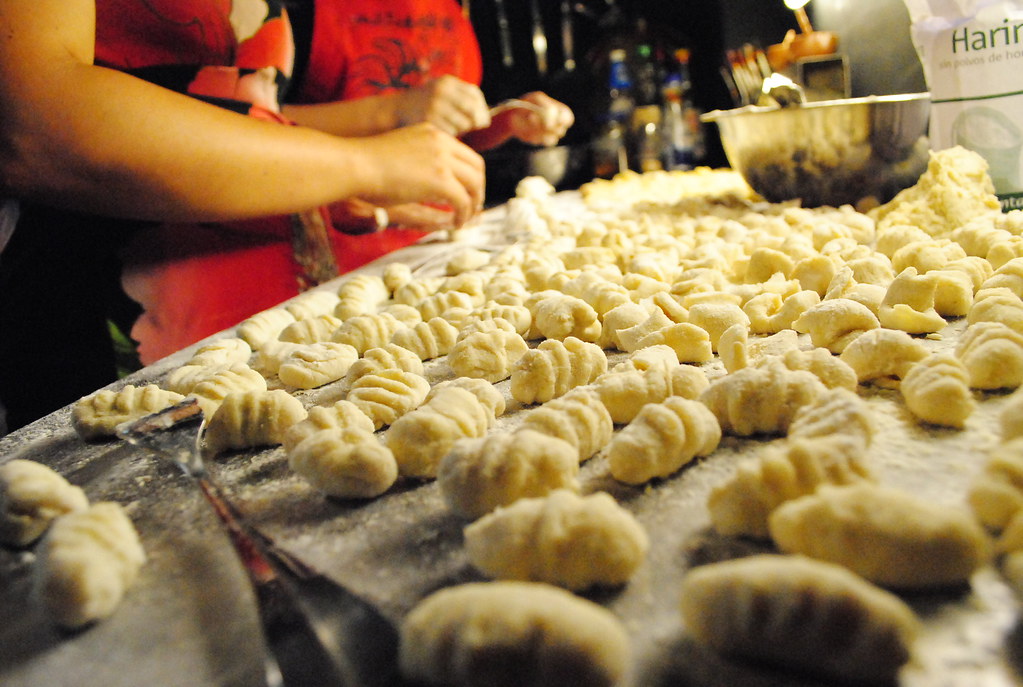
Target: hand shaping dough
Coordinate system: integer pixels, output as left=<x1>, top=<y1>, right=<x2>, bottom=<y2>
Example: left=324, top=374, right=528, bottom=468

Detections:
left=464, top=489, right=648, bottom=590
left=399, top=581, right=630, bottom=687
left=607, top=397, right=721, bottom=484
left=437, top=430, right=580, bottom=520
left=679, top=554, right=920, bottom=686
left=203, top=389, right=307, bottom=456
left=769, top=483, right=991, bottom=589
left=34, top=502, right=146, bottom=629
left=0, top=459, right=89, bottom=547
left=72, top=384, right=186, bottom=441
left=287, top=427, right=398, bottom=499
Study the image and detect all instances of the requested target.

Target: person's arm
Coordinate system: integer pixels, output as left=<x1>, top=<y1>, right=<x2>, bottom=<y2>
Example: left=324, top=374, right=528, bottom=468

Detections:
left=0, top=0, right=484, bottom=226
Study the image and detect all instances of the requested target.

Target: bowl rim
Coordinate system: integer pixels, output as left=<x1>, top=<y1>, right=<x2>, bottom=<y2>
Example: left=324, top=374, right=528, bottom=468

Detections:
left=700, top=92, right=931, bottom=123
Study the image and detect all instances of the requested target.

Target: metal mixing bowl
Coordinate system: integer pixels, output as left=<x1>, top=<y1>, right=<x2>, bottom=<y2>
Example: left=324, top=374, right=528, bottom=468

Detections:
left=702, top=93, right=931, bottom=207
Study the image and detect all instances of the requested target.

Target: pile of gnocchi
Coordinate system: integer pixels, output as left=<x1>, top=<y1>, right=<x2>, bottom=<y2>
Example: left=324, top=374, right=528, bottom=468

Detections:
left=9, top=146, right=1023, bottom=684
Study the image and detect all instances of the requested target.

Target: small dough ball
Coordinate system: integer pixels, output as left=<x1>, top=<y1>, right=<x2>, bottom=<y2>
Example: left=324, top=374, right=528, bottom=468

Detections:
left=34, top=502, right=146, bottom=629
left=399, top=581, right=630, bottom=687
left=0, top=459, right=89, bottom=547
left=464, top=490, right=648, bottom=590
left=437, top=430, right=580, bottom=520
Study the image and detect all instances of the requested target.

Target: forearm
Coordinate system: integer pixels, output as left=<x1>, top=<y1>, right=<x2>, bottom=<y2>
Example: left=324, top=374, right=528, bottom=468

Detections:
left=282, top=95, right=402, bottom=138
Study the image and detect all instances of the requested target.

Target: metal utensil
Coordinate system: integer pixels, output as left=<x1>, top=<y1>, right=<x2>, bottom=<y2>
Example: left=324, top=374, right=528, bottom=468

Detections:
left=116, top=400, right=405, bottom=687
left=488, top=98, right=545, bottom=117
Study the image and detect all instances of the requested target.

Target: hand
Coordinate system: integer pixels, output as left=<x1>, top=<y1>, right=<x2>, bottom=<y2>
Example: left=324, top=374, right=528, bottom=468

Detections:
left=501, top=92, right=574, bottom=147
left=330, top=198, right=455, bottom=234
left=394, top=75, right=491, bottom=137
left=356, top=123, right=485, bottom=228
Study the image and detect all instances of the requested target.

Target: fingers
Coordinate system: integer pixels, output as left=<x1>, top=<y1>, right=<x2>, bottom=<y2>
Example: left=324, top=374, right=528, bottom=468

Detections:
left=510, top=92, right=575, bottom=146
left=427, top=76, right=491, bottom=136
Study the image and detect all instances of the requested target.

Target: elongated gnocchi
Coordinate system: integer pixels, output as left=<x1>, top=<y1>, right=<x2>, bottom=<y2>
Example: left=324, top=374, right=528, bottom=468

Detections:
left=594, top=363, right=709, bottom=424
left=287, top=427, right=398, bottom=499
left=0, top=459, right=89, bottom=547
left=390, top=317, right=459, bottom=361
left=700, top=358, right=826, bottom=437
left=282, top=400, right=374, bottom=452
left=510, top=337, right=608, bottom=404
left=607, top=397, right=720, bottom=484
left=399, top=581, right=630, bottom=687
left=708, top=434, right=875, bottom=538
left=203, top=389, right=307, bottom=456
left=793, top=298, right=880, bottom=353
left=437, top=430, right=580, bottom=520
left=679, top=554, right=920, bottom=685
left=237, top=308, right=295, bottom=350
left=518, top=387, right=614, bottom=463
left=72, top=384, right=186, bottom=441
left=187, top=364, right=268, bottom=415
left=278, top=314, right=343, bottom=345
left=447, top=329, right=529, bottom=383
left=334, top=273, right=389, bottom=319
left=277, top=342, right=359, bottom=389
left=34, top=502, right=146, bottom=629
left=330, top=312, right=409, bottom=355
left=956, top=321, right=1023, bottom=390
left=184, top=337, right=252, bottom=368
left=464, top=490, right=648, bottom=590
left=346, top=369, right=430, bottom=430
left=344, top=343, right=424, bottom=388
left=769, top=483, right=991, bottom=589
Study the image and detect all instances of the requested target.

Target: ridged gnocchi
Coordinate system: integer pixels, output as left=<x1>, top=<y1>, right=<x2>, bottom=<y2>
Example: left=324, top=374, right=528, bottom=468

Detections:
left=510, top=337, right=608, bottom=404
left=708, top=434, right=875, bottom=538
left=518, top=387, right=614, bottom=463
left=700, top=358, right=826, bottom=437
left=72, top=384, right=186, bottom=441
left=203, top=389, right=307, bottom=456
left=282, top=399, right=374, bottom=452
left=331, top=312, right=408, bottom=355
left=334, top=273, right=388, bottom=319
left=386, top=387, right=498, bottom=479
left=399, top=581, right=630, bottom=687
left=277, top=342, right=359, bottom=389
left=955, top=321, right=1023, bottom=390
left=34, top=502, right=146, bottom=629
left=464, top=490, right=648, bottom=590
left=607, top=397, right=720, bottom=484
left=236, top=308, right=295, bottom=350
left=968, top=437, right=1023, bottom=532
left=769, top=483, right=991, bottom=589
left=900, top=352, right=976, bottom=428
left=594, top=362, right=709, bottom=424
left=390, top=317, right=459, bottom=361
left=0, top=459, right=89, bottom=547
left=527, top=292, right=601, bottom=342
left=278, top=314, right=343, bottom=345
left=187, top=364, right=268, bottom=415
left=787, top=387, right=875, bottom=447
left=287, top=427, right=398, bottom=499
left=679, top=554, right=920, bottom=685
left=437, top=430, right=580, bottom=520
left=184, top=337, right=252, bottom=368
left=346, top=368, right=430, bottom=430
left=793, top=298, right=880, bottom=353
left=447, top=328, right=529, bottom=383
left=838, top=327, right=928, bottom=385
left=344, top=343, right=424, bottom=388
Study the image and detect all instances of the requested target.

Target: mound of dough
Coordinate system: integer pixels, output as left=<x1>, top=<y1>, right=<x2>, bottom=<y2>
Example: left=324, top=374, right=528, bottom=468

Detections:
left=399, top=581, right=630, bottom=687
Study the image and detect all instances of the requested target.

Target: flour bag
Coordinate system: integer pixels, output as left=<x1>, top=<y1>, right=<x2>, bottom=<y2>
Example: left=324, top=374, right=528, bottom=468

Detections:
left=904, top=0, right=1023, bottom=209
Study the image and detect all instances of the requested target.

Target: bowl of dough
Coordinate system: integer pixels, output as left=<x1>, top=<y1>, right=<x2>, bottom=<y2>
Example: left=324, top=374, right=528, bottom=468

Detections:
left=702, top=92, right=931, bottom=208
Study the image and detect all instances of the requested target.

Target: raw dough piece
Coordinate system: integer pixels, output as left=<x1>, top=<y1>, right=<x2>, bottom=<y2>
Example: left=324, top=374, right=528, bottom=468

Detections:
left=879, top=267, right=946, bottom=334
left=636, top=322, right=714, bottom=363
left=282, top=400, right=374, bottom=452
left=679, top=554, right=920, bottom=685
left=838, top=327, right=928, bottom=385
left=787, top=387, right=875, bottom=448
left=968, top=287, right=1023, bottom=334
left=708, top=435, right=875, bottom=538
left=686, top=302, right=750, bottom=352
left=331, top=312, right=407, bottom=355
left=72, top=384, right=186, bottom=441
left=399, top=581, right=630, bottom=687
left=968, top=437, right=1023, bottom=532
left=510, top=337, right=608, bottom=404
left=460, top=303, right=532, bottom=337
left=390, top=317, right=459, bottom=361
left=447, top=329, right=529, bottom=383
left=236, top=308, right=295, bottom=350
left=283, top=289, right=341, bottom=321
left=278, top=314, right=343, bottom=345
left=464, top=490, right=648, bottom=590
left=277, top=342, right=359, bottom=389
left=34, top=502, right=146, bottom=629
left=527, top=292, right=601, bottom=342
left=187, top=364, right=268, bottom=416
left=288, top=427, right=397, bottom=499
left=607, top=397, right=720, bottom=484
left=518, top=387, right=614, bottom=463
left=956, top=321, right=1023, bottom=390
left=0, top=459, right=89, bottom=547
left=792, top=298, right=880, bottom=353
left=203, top=389, right=307, bottom=456
left=594, top=363, right=709, bottom=424
left=700, top=358, right=826, bottom=437
left=334, top=273, right=388, bottom=319
left=386, top=387, right=497, bottom=479
left=382, top=261, right=413, bottom=294
left=900, top=352, right=976, bottom=428
left=346, top=369, right=430, bottom=430
left=416, top=289, right=477, bottom=321
left=437, top=430, right=580, bottom=520
left=344, top=343, right=424, bottom=388
left=767, top=348, right=859, bottom=391
left=184, top=338, right=252, bottom=368
left=769, top=483, right=991, bottom=589
left=426, top=377, right=506, bottom=419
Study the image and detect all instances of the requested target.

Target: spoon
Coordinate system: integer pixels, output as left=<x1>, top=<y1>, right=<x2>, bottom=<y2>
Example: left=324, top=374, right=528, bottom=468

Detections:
left=116, top=400, right=407, bottom=687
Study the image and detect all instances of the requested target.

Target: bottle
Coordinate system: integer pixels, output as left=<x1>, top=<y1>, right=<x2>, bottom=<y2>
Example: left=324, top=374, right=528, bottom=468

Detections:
left=592, top=48, right=634, bottom=179
left=631, top=103, right=664, bottom=172
left=661, top=50, right=694, bottom=171
left=677, top=49, right=707, bottom=165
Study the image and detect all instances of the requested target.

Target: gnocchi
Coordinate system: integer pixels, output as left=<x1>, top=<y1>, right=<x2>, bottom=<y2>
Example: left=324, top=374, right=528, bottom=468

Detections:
left=277, top=342, right=359, bottom=389
left=510, top=336, right=607, bottom=404
left=203, top=389, right=307, bottom=456
left=447, top=328, right=529, bottom=383
left=0, top=459, right=89, bottom=547
left=287, top=427, right=398, bottom=499
left=518, top=387, right=614, bottom=463
left=72, top=384, right=186, bottom=441
left=900, top=352, right=976, bottom=428
left=346, top=369, right=431, bottom=430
